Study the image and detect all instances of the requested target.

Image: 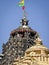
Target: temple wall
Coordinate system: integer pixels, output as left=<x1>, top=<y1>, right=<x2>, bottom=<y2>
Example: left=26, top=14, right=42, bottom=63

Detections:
left=48, top=55, right=49, bottom=63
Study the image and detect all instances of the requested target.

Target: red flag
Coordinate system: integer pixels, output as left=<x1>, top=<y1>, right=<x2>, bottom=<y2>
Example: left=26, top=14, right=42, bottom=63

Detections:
left=22, top=6, right=25, bottom=10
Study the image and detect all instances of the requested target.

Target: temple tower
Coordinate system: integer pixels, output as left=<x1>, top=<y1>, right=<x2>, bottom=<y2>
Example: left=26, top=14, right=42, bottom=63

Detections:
left=2, top=16, right=39, bottom=65
left=1, top=0, right=49, bottom=65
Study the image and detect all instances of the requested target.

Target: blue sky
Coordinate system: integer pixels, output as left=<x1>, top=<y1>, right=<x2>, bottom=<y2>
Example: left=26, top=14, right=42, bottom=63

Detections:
left=0, top=0, right=49, bottom=53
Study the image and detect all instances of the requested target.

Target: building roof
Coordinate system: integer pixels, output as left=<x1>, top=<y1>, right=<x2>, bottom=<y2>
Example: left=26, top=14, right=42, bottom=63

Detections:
left=26, top=45, right=49, bottom=53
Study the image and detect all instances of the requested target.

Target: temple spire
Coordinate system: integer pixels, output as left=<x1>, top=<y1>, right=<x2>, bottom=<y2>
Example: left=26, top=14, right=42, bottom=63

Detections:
left=22, top=4, right=28, bottom=26
left=19, top=0, right=28, bottom=27
left=21, top=16, right=28, bottom=26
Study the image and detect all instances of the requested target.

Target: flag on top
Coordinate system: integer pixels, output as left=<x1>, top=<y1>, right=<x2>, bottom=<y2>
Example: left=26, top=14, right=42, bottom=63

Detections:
left=19, top=0, right=24, bottom=6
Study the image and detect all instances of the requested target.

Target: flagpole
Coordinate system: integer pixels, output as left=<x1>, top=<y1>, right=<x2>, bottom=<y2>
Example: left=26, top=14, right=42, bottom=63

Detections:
left=22, top=6, right=26, bottom=18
